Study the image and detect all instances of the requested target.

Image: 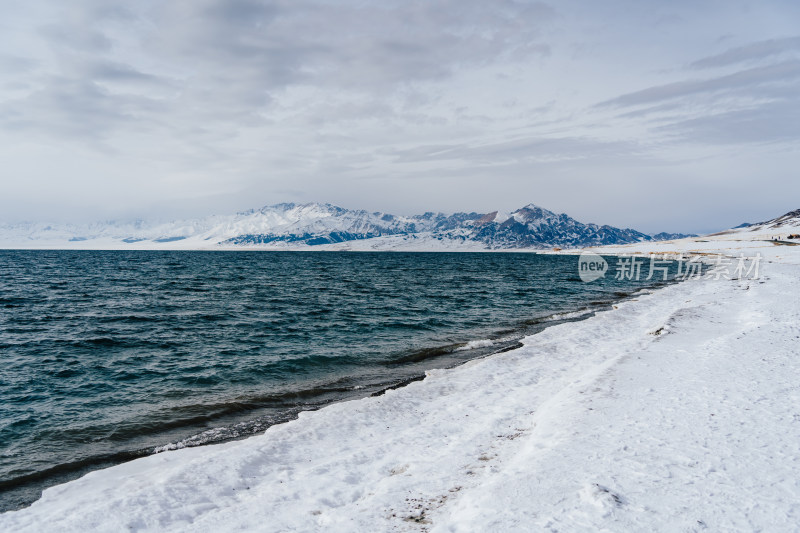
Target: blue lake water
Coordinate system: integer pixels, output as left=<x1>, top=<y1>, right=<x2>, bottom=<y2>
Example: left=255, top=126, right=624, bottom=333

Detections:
left=0, top=250, right=678, bottom=511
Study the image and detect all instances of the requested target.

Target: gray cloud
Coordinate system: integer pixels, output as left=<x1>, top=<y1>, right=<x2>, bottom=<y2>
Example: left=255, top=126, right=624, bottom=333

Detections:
left=598, top=60, right=800, bottom=108
left=40, top=24, right=113, bottom=53
left=657, top=99, right=800, bottom=145
left=3, top=0, right=554, bottom=143
left=388, top=136, right=642, bottom=166
left=691, top=36, right=800, bottom=69
left=87, top=62, right=165, bottom=84
left=149, top=0, right=553, bottom=90
left=0, top=54, right=37, bottom=74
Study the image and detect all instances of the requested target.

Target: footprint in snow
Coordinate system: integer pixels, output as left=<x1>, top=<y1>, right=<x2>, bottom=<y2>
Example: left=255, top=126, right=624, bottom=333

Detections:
left=580, top=483, right=626, bottom=514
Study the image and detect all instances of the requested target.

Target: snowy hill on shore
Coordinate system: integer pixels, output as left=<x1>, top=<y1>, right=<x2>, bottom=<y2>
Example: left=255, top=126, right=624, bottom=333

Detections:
left=563, top=208, right=800, bottom=257
left=723, top=209, right=800, bottom=236
left=0, top=202, right=696, bottom=250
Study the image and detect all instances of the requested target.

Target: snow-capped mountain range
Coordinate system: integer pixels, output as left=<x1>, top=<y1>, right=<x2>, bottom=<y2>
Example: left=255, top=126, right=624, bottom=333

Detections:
left=1, top=202, right=699, bottom=250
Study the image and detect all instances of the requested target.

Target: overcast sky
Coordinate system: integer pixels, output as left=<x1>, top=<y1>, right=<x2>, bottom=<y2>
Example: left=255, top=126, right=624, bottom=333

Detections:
left=2, top=0, right=799, bottom=233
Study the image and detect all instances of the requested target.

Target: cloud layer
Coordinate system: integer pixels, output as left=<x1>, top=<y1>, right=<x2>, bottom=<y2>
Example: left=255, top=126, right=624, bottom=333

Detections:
left=1, top=0, right=799, bottom=233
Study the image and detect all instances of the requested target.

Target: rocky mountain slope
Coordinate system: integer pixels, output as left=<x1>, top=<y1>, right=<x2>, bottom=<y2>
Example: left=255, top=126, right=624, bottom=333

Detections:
left=0, top=202, right=696, bottom=250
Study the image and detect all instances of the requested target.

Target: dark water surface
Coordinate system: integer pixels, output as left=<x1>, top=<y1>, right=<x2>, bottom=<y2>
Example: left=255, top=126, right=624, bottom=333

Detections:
left=0, top=251, right=677, bottom=511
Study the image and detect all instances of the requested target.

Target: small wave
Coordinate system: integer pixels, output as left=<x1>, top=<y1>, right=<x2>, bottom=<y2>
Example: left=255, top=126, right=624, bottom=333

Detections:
left=455, top=339, right=495, bottom=351
left=533, top=308, right=595, bottom=323
left=99, top=315, right=159, bottom=323
left=152, top=410, right=295, bottom=454
left=389, top=345, right=458, bottom=364
left=153, top=426, right=242, bottom=453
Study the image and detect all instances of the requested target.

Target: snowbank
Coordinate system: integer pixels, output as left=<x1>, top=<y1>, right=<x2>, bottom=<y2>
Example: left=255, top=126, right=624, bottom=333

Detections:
left=2, top=242, right=799, bottom=532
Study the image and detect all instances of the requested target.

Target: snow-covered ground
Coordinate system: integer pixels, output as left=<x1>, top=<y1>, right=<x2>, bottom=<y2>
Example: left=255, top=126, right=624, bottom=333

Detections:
left=2, top=232, right=799, bottom=532
left=555, top=211, right=800, bottom=257
left=0, top=231, right=499, bottom=252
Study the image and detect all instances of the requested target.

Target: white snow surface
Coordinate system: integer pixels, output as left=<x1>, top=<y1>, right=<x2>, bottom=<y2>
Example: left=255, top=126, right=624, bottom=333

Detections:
left=2, top=235, right=800, bottom=531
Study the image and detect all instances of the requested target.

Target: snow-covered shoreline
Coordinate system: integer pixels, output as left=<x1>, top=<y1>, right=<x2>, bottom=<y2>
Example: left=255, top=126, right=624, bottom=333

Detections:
left=2, top=238, right=798, bottom=531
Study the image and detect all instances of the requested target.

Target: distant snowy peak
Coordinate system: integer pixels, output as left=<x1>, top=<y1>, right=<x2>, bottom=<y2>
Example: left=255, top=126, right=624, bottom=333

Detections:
left=651, top=231, right=698, bottom=241
left=224, top=202, right=694, bottom=249
left=721, top=208, right=800, bottom=238
left=224, top=203, right=427, bottom=246
left=512, top=204, right=559, bottom=222
left=0, top=201, right=698, bottom=250
left=758, top=209, right=800, bottom=229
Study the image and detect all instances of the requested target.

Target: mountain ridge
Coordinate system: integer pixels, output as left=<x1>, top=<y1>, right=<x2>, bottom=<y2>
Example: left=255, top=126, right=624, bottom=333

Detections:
left=0, top=202, right=698, bottom=250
